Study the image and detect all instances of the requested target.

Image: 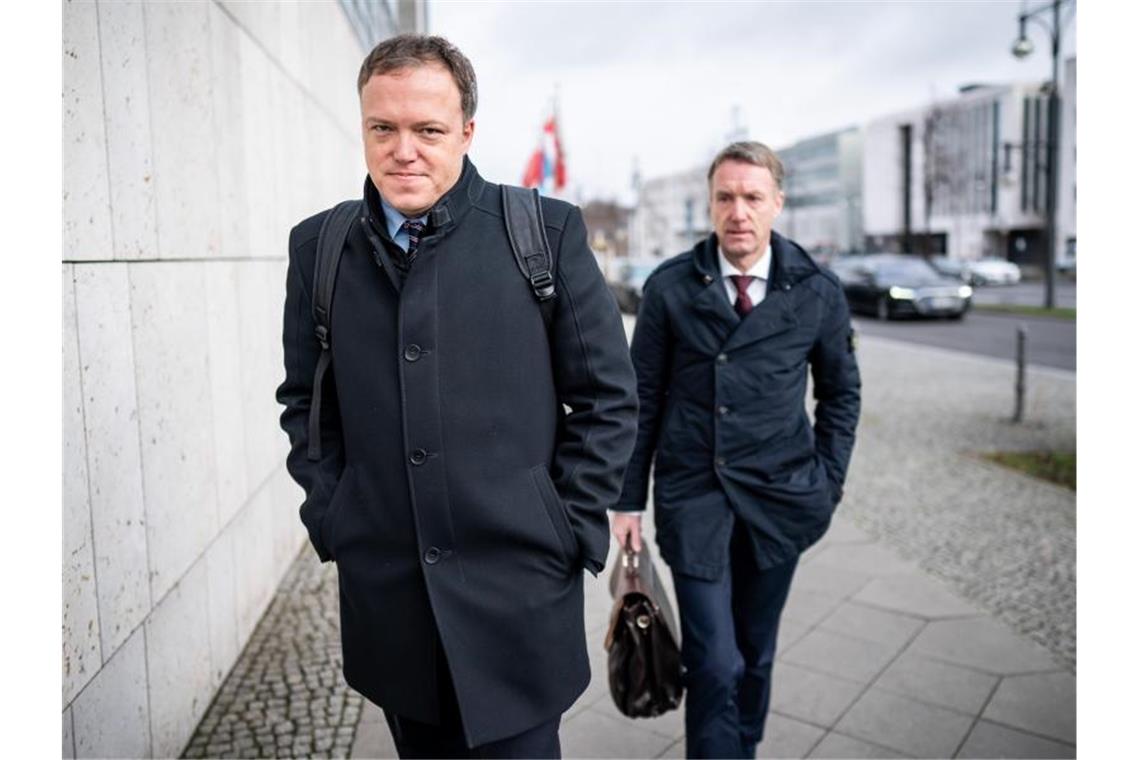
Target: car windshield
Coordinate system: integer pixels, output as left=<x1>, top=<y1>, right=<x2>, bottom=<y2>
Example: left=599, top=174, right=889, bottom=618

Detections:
left=875, top=259, right=939, bottom=280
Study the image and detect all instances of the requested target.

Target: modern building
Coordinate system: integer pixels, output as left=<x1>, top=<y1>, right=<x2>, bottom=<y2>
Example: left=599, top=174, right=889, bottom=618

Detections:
left=62, top=2, right=418, bottom=757
left=862, top=69, right=1076, bottom=267
left=628, top=164, right=710, bottom=262
left=779, top=127, right=864, bottom=257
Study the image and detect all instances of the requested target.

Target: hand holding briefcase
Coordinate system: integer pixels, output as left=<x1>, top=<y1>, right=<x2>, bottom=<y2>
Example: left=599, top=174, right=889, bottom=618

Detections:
left=603, top=541, right=684, bottom=718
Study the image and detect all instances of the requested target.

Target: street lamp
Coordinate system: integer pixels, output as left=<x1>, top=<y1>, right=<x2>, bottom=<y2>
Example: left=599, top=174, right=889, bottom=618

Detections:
left=1010, top=0, right=1072, bottom=309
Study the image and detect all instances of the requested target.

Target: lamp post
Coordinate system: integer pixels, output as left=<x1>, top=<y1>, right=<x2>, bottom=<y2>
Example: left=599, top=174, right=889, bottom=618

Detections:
left=1011, top=0, right=1072, bottom=309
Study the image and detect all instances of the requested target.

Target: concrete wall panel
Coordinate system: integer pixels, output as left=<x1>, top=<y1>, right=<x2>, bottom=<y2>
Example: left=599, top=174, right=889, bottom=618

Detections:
left=63, top=706, right=75, bottom=759
left=146, top=559, right=213, bottom=759
left=232, top=483, right=277, bottom=647
left=206, top=527, right=239, bottom=689
left=72, top=625, right=150, bottom=758
left=74, top=264, right=150, bottom=655
left=145, top=1, right=221, bottom=259
left=64, top=266, right=101, bottom=704
left=209, top=1, right=250, bottom=260
left=130, top=263, right=219, bottom=602
left=240, top=262, right=289, bottom=493
left=204, top=261, right=249, bottom=526
left=238, top=32, right=277, bottom=258
left=63, top=0, right=113, bottom=262
left=98, top=1, right=158, bottom=261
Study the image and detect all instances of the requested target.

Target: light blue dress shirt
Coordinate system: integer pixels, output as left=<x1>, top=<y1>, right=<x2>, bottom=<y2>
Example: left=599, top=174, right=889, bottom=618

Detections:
left=379, top=196, right=428, bottom=253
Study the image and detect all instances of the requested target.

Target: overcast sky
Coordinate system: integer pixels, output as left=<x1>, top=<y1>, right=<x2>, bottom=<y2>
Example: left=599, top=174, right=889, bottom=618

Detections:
left=428, top=0, right=1076, bottom=205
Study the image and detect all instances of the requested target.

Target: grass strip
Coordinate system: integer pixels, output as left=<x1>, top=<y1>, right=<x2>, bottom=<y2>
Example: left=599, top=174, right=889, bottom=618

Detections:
left=980, top=450, right=1076, bottom=490
left=973, top=303, right=1076, bottom=320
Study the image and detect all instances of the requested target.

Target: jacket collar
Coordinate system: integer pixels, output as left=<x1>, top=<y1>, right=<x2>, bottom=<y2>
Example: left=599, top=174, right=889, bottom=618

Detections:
left=689, top=230, right=820, bottom=350
left=363, top=155, right=487, bottom=239
left=691, top=229, right=818, bottom=289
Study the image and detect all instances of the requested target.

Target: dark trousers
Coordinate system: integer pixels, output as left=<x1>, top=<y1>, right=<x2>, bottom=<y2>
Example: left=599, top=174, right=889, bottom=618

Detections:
left=382, top=637, right=561, bottom=759
left=672, top=520, right=799, bottom=759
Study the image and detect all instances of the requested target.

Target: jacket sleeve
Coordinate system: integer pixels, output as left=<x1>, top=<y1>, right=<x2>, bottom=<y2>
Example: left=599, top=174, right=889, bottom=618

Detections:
left=613, top=272, right=672, bottom=513
left=809, top=280, right=861, bottom=504
left=547, top=207, right=639, bottom=575
left=275, top=221, right=346, bottom=562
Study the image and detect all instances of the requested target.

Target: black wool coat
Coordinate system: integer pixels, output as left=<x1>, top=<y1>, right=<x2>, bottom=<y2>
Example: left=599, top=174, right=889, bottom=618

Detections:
left=276, top=159, right=638, bottom=746
left=614, top=231, right=861, bottom=579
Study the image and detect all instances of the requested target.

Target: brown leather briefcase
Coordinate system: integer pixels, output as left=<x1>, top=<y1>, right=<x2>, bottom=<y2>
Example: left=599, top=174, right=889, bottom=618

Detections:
left=603, top=542, right=684, bottom=718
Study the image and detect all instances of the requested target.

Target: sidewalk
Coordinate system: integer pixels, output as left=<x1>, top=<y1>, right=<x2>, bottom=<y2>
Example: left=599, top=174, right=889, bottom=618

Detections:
left=187, top=331, right=1076, bottom=758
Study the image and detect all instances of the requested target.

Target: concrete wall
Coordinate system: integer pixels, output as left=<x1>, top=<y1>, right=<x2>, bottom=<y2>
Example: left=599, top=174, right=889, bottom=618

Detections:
left=62, top=1, right=379, bottom=755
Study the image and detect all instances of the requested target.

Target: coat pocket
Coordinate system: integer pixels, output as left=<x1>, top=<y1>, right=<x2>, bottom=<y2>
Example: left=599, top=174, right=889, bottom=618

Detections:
left=529, top=464, right=578, bottom=567
left=321, top=465, right=355, bottom=559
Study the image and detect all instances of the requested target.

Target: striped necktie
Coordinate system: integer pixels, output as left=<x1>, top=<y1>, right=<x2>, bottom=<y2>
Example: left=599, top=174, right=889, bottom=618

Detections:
left=400, top=219, right=426, bottom=268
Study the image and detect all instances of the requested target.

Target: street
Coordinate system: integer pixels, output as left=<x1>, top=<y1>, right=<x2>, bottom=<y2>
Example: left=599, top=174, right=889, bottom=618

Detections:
left=969, top=279, right=1077, bottom=309
left=852, top=310, right=1075, bottom=371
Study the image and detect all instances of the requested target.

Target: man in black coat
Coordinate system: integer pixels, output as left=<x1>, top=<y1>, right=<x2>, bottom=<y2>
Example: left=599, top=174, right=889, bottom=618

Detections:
left=276, top=35, right=637, bottom=758
left=612, top=142, right=861, bottom=758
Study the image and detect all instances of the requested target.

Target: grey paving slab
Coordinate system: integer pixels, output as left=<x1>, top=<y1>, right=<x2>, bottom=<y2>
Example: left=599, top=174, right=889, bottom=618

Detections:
left=853, top=575, right=982, bottom=619
left=790, top=560, right=875, bottom=600
left=810, top=543, right=919, bottom=578
left=781, top=587, right=847, bottom=628
left=588, top=694, right=685, bottom=740
left=758, top=712, right=826, bottom=759
left=873, top=650, right=998, bottom=716
left=910, top=618, right=1061, bottom=675
left=817, top=515, right=874, bottom=545
left=776, top=618, right=812, bottom=655
left=981, top=672, right=1076, bottom=744
left=656, top=738, right=685, bottom=758
left=780, top=628, right=903, bottom=684
left=769, top=663, right=865, bottom=727
left=560, top=704, right=676, bottom=758
left=955, top=719, right=1075, bottom=758
left=817, top=601, right=925, bottom=651
left=807, top=731, right=906, bottom=758
left=350, top=701, right=395, bottom=759
left=834, top=687, right=975, bottom=758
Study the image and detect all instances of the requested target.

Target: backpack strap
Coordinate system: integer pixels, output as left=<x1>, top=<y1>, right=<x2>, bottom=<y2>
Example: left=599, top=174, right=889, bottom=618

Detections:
left=501, top=185, right=557, bottom=330
left=307, top=200, right=361, bottom=462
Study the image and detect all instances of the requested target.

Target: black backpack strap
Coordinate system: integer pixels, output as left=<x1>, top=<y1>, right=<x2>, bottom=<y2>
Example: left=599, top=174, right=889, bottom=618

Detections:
left=307, top=199, right=361, bottom=462
left=502, top=185, right=557, bottom=330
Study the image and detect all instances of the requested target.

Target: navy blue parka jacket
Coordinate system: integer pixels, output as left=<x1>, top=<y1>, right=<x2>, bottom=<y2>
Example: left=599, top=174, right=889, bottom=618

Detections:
left=614, top=231, right=860, bottom=579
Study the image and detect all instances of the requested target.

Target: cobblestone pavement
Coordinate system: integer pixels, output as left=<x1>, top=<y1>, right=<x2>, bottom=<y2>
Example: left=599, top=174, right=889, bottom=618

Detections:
left=839, top=335, right=1076, bottom=670
left=183, top=548, right=360, bottom=759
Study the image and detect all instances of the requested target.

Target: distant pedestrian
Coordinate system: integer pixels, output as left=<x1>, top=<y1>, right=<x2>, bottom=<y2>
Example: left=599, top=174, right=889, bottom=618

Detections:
left=276, top=34, right=637, bottom=758
left=611, top=141, right=861, bottom=758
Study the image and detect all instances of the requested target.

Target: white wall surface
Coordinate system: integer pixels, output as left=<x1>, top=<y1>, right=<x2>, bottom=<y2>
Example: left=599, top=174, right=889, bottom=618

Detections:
left=62, top=1, right=375, bottom=755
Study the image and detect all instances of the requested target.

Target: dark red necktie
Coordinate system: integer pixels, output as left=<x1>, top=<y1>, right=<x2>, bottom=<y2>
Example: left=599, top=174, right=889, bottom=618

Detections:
left=730, top=275, right=755, bottom=317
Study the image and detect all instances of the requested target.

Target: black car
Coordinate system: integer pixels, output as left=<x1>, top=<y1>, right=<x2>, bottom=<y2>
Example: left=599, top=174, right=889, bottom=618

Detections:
left=609, top=259, right=660, bottom=315
left=829, top=254, right=973, bottom=320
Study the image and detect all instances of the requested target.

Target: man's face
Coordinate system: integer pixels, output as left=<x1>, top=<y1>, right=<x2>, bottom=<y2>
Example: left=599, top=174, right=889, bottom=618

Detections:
left=360, top=62, right=474, bottom=217
left=709, top=160, right=784, bottom=263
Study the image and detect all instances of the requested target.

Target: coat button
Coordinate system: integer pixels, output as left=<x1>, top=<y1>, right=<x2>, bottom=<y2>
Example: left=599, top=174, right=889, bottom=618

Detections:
left=716, top=353, right=728, bottom=365
left=782, top=282, right=791, bottom=291
left=410, top=448, right=428, bottom=465
left=715, top=457, right=727, bottom=468
left=424, top=547, right=442, bottom=564
left=717, top=405, right=729, bottom=416
left=404, top=344, right=422, bottom=361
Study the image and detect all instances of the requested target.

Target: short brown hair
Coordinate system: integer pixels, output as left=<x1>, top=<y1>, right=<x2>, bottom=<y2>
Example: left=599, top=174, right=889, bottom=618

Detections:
left=356, top=34, right=478, bottom=121
left=707, top=141, right=785, bottom=189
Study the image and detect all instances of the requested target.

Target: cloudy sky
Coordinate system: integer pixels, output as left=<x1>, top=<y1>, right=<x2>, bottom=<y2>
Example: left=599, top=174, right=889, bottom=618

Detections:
left=428, top=0, right=1076, bottom=205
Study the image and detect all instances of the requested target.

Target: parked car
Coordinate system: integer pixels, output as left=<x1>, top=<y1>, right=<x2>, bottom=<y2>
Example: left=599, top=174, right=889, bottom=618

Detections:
left=609, top=259, right=660, bottom=314
left=967, top=257, right=1021, bottom=285
left=829, top=253, right=973, bottom=320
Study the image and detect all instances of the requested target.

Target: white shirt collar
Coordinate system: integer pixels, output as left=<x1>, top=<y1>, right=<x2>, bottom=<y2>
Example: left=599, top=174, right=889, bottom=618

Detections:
left=717, top=244, right=772, bottom=281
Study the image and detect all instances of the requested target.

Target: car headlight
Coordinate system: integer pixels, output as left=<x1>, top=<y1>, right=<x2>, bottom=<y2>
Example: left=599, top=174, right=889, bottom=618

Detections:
left=958, top=285, right=973, bottom=298
left=888, top=286, right=916, bottom=300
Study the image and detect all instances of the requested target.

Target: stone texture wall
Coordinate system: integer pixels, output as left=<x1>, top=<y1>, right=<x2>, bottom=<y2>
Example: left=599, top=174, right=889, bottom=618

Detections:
left=62, top=2, right=381, bottom=755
